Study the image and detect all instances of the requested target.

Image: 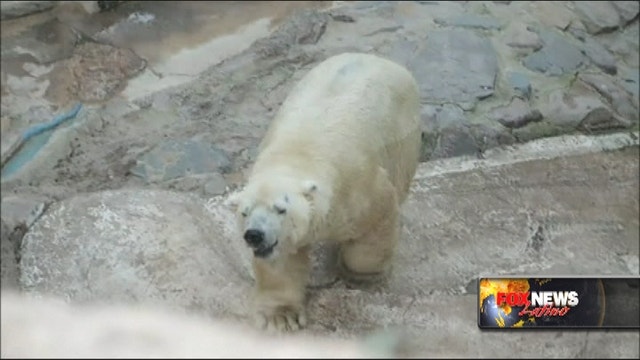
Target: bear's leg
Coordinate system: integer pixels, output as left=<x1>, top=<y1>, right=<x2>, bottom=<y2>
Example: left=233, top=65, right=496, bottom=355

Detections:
left=338, top=212, right=399, bottom=283
left=251, top=246, right=311, bottom=332
left=339, top=170, right=400, bottom=283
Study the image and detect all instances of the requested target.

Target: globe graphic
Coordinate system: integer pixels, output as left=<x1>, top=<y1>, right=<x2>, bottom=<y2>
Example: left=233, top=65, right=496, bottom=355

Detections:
left=479, top=278, right=606, bottom=328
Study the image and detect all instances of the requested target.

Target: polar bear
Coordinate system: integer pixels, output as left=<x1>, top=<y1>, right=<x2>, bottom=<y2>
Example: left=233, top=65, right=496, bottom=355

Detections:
left=226, top=52, right=421, bottom=332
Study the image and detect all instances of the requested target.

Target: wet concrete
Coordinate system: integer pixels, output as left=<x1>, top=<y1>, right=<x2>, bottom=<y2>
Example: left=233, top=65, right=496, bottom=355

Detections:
left=8, top=1, right=333, bottom=102
left=0, top=1, right=332, bottom=138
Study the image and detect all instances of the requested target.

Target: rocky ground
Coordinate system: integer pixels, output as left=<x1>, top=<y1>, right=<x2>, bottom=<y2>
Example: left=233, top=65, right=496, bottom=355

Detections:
left=1, top=1, right=639, bottom=358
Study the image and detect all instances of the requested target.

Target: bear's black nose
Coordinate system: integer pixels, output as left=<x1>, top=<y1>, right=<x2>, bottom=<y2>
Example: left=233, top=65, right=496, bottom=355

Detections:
left=244, top=229, right=265, bottom=247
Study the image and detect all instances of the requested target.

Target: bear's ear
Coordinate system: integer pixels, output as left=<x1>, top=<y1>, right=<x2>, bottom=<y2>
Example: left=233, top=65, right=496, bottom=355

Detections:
left=224, top=190, right=242, bottom=210
left=302, top=180, right=318, bottom=201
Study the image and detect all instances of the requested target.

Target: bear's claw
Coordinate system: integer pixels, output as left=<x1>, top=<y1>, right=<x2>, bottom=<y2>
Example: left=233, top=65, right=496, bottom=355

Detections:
left=256, top=308, right=307, bottom=332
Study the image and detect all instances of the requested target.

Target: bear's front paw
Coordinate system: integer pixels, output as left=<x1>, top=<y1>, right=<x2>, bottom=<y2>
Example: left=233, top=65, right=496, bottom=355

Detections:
left=255, top=306, right=307, bottom=332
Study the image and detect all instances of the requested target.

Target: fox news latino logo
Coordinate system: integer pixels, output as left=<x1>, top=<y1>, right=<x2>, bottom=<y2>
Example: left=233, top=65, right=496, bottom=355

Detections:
left=496, top=291, right=580, bottom=317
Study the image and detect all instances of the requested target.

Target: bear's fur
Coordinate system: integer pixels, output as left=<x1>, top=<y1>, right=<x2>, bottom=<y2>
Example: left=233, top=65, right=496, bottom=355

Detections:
left=227, top=52, right=421, bottom=331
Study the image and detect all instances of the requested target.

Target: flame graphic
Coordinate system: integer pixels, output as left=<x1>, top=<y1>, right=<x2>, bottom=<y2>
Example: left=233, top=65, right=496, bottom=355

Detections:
left=479, top=278, right=531, bottom=325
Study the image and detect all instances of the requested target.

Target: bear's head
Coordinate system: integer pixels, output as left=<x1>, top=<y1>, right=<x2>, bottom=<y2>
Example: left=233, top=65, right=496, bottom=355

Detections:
left=225, top=178, right=319, bottom=259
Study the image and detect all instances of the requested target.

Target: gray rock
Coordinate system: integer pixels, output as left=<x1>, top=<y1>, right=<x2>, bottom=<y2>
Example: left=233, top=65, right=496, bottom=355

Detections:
left=581, top=38, right=617, bottom=75
left=618, top=68, right=640, bottom=104
left=329, top=13, right=356, bottom=23
left=503, top=23, right=542, bottom=52
left=578, top=107, right=631, bottom=132
left=420, top=104, right=467, bottom=132
left=162, top=173, right=226, bottom=195
left=132, top=139, right=231, bottom=183
left=431, top=125, right=479, bottom=159
left=530, top=1, right=575, bottom=30
left=434, top=14, right=502, bottom=30
left=19, top=189, right=253, bottom=315
left=161, top=176, right=205, bottom=193
left=420, top=132, right=438, bottom=162
left=1, top=195, right=49, bottom=230
left=346, top=1, right=396, bottom=11
left=203, top=173, right=228, bottom=196
left=575, top=1, right=621, bottom=35
left=102, top=96, right=141, bottom=120
left=410, top=29, right=498, bottom=109
left=523, top=30, right=585, bottom=76
left=363, top=25, right=403, bottom=37
left=234, top=145, right=260, bottom=167
left=420, top=104, right=517, bottom=160
left=567, top=21, right=589, bottom=42
left=74, top=44, right=146, bottom=103
left=1, top=19, right=79, bottom=64
left=611, top=1, right=640, bottom=24
left=46, top=43, right=146, bottom=104
left=578, top=73, right=639, bottom=121
left=601, top=21, right=640, bottom=67
left=511, top=121, right=569, bottom=143
left=541, top=82, right=629, bottom=131
left=0, top=196, right=48, bottom=287
left=0, top=104, right=54, bottom=142
left=468, top=123, right=516, bottom=150
left=253, top=10, right=329, bottom=59
left=490, top=97, right=543, bottom=129
left=507, top=72, right=532, bottom=99
left=0, top=1, right=54, bottom=20
left=379, top=38, right=418, bottom=69
left=1, top=219, right=19, bottom=289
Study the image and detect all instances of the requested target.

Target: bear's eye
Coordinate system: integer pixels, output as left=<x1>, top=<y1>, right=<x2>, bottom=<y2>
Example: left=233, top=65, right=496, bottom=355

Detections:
left=241, top=208, right=249, bottom=217
left=274, top=205, right=287, bottom=215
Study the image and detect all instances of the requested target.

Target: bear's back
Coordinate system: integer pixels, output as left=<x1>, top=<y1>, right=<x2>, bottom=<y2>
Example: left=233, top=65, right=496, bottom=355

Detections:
left=264, top=53, right=419, bottom=146
left=258, top=53, right=421, bottom=198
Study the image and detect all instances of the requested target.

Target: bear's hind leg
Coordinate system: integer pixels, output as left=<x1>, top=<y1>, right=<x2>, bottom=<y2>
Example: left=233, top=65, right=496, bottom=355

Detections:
left=338, top=212, right=399, bottom=284
left=338, top=170, right=400, bottom=284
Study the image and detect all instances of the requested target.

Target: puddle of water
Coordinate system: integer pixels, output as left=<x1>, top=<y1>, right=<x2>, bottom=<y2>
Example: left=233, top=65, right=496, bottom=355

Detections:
left=115, top=1, right=332, bottom=100
left=122, top=17, right=272, bottom=100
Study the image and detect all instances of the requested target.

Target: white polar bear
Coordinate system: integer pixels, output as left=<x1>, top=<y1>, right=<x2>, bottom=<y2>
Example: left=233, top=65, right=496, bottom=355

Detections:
left=226, top=52, right=421, bottom=332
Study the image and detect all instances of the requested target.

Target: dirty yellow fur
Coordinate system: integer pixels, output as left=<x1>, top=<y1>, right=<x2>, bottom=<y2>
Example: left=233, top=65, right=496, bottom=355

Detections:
left=227, top=52, right=421, bottom=331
